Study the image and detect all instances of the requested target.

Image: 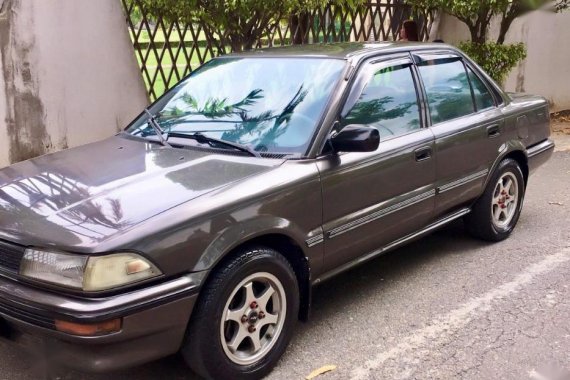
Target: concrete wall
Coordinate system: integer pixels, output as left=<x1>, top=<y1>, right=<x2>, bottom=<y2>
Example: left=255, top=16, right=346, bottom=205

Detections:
left=0, top=0, right=148, bottom=168
left=434, top=10, right=570, bottom=112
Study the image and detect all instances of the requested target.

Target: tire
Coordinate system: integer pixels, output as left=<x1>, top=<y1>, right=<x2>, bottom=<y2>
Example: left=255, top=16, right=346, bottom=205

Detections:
left=464, top=158, right=525, bottom=242
left=182, top=246, right=299, bottom=380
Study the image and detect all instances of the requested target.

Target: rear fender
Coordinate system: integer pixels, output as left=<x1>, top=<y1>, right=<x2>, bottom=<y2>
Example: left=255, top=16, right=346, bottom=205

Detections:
left=483, top=139, right=528, bottom=190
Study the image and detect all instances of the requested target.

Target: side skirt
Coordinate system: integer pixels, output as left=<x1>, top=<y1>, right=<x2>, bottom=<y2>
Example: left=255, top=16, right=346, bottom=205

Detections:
left=312, top=208, right=471, bottom=285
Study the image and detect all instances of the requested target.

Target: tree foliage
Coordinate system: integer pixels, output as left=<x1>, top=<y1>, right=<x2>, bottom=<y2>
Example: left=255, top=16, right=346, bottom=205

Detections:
left=459, top=41, right=527, bottom=84
left=405, top=0, right=567, bottom=85
left=139, top=0, right=363, bottom=52
left=405, top=0, right=569, bottom=43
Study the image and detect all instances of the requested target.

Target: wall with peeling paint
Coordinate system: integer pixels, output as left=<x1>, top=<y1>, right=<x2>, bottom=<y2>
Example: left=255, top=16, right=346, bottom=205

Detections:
left=434, top=10, right=570, bottom=112
left=0, top=0, right=148, bottom=168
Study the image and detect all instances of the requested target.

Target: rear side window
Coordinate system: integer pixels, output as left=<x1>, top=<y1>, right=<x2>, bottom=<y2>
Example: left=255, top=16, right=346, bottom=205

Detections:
left=342, top=64, right=421, bottom=140
left=467, top=66, right=495, bottom=110
left=418, top=59, right=474, bottom=124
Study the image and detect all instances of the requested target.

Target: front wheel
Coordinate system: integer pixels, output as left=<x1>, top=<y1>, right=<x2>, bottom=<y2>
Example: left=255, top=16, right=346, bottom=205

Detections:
left=182, top=247, right=299, bottom=380
left=464, top=158, right=525, bottom=242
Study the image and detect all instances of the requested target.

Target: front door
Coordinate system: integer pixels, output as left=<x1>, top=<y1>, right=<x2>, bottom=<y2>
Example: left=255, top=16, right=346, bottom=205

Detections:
left=317, top=56, right=436, bottom=273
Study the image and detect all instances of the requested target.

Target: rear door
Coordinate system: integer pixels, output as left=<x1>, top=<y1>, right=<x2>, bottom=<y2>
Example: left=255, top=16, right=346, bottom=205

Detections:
left=317, top=55, right=436, bottom=272
left=414, top=52, right=504, bottom=218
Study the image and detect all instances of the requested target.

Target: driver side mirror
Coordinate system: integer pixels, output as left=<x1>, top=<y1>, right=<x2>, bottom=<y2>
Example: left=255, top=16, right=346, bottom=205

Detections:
left=330, top=125, right=380, bottom=153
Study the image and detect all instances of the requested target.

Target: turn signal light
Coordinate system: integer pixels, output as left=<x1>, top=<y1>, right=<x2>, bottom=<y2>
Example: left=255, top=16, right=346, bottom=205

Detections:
left=55, top=318, right=122, bottom=336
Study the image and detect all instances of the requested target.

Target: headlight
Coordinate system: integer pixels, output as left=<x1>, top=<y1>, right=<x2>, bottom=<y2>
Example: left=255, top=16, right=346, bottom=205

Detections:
left=83, top=253, right=161, bottom=291
left=20, top=249, right=162, bottom=291
left=19, top=249, right=87, bottom=289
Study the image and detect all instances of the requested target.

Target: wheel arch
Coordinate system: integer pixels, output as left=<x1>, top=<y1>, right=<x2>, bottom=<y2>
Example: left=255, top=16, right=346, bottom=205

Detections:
left=504, top=150, right=529, bottom=187
left=465, top=145, right=527, bottom=242
left=197, top=230, right=313, bottom=322
left=234, top=233, right=312, bottom=321
left=485, top=141, right=529, bottom=189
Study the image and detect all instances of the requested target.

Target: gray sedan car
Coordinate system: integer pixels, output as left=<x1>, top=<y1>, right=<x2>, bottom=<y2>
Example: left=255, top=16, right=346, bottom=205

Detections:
left=0, top=43, right=554, bottom=379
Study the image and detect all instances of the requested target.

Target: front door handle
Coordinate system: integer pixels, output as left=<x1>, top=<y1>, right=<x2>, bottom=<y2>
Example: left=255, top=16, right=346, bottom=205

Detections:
left=487, top=124, right=501, bottom=138
left=414, top=146, right=432, bottom=162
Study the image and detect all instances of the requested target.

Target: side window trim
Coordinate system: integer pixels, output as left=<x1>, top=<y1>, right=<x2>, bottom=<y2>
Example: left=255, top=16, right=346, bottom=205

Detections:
left=340, top=57, right=414, bottom=118
left=462, top=59, right=479, bottom=112
left=415, top=51, right=501, bottom=120
left=317, top=53, right=414, bottom=156
left=408, top=53, right=430, bottom=129
left=464, top=63, right=500, bottom=109
left=412, top=53, right=462, bottom=65
left=461, top=56, right=506, bottom=106
left=414, top=52, right=478, bottom=126
left=338, top=56, right=425, bottom=140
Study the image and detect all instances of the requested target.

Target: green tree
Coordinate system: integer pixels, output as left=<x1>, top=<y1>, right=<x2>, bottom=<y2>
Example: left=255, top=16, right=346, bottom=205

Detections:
left=406, top=0, right=568, bottom=43
left=139, top=0, right=363, bottom=52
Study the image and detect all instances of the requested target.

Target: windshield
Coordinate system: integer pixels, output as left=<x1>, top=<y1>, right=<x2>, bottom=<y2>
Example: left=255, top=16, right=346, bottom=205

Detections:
left=126, top=57, right=346, bottom=156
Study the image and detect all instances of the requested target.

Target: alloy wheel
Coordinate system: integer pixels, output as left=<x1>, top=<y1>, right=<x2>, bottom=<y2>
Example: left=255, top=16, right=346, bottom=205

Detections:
left=491, top=172, right=519, bottom=229
left=220, top=272, right=287, bottom=366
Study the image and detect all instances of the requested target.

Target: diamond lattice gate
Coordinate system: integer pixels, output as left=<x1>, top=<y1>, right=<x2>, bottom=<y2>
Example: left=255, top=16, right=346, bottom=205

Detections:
left=122, top=0, right=433, bottom=100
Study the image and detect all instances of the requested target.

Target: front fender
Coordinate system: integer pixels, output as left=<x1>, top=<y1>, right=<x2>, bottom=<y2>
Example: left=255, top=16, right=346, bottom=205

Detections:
left=194, top=215, right=318, bottom=272
left=109, top=160, right=324, bottom=280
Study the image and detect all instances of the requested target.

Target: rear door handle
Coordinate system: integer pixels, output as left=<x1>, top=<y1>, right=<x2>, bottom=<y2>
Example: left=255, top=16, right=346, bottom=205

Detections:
left=414, top=146, right=432, bottom=162
left=487, top=124, right=501, bottom=138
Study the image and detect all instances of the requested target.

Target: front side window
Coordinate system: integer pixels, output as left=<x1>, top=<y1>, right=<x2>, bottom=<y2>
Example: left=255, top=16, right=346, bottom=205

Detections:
left=418, top=58, right=474, bottom=124
left=467, top=66, right=495, bottom=111
left=126, top=57, right=346, bottom=156
left=341, top=64, right=421, bottom=140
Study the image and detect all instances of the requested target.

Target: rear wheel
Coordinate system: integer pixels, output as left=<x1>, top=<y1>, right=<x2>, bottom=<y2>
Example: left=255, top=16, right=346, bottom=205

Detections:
left=464, top=158, right=525, bottom=241
left=182, top=246, right=299, bottom=380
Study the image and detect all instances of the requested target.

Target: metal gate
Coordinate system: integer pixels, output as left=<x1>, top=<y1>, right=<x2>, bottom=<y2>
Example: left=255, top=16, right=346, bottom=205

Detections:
left=122, top=0, right=433, bottom=100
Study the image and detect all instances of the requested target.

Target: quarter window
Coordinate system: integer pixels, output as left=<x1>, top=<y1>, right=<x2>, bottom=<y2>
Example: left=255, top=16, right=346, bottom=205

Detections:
left=467, top=66, right=495, bottom=110
left=418, top=59, right=474, bottom=124
left=342, top=64, right=421, bottom=140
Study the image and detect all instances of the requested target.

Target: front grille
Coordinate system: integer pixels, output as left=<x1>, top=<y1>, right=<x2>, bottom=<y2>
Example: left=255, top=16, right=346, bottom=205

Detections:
left=0, top=240, right=25, bottom=273
left=0, top=241, right=55, bottom=330
left=0, top=299, right=55, bottom=329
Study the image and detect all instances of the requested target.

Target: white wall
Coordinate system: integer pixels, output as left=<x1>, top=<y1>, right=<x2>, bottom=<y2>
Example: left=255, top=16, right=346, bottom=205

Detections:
left=434, top=10, right=570, bottom=112
left=0, top=0, right=148, bottom=168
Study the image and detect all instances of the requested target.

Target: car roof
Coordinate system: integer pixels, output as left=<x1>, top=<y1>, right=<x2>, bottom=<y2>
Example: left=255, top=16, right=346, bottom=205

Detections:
left=224, top=42, right=460, bottom=63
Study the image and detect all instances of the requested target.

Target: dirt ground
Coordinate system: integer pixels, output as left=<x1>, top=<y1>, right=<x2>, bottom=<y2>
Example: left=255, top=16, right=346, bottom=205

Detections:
left=551, top=111, right=570, bottom=152
left=552, top=110, right=570, bottom=134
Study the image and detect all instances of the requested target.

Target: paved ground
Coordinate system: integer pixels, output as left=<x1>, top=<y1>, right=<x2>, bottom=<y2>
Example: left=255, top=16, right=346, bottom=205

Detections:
left=1, top=137, right=569, bottom=380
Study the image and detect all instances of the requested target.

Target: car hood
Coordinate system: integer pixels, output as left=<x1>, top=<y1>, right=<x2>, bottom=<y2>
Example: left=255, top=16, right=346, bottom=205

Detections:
left=0, top=135, right=279, bottom=251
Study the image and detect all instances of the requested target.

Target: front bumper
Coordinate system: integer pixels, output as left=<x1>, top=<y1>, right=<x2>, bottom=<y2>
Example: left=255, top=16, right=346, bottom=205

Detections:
left=0, top=274, right=200, bottom=372
left=527, top=138, right=555, bottom=173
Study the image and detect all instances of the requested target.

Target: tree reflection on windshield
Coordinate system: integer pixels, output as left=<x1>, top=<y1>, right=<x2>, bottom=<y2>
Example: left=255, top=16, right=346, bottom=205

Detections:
left=127, top=57, right=346, bottom=155
left=156, top=85, right=309, bottom=152
left=159, top=89, right=266, bottom=121
left=222, top=86, right=308, bottom=149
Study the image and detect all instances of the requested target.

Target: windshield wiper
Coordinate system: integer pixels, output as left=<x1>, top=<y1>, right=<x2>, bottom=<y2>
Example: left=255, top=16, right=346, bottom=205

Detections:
left=144, top=109, right=171, bottom=147
left=167, top=132, right=261, bottom=158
